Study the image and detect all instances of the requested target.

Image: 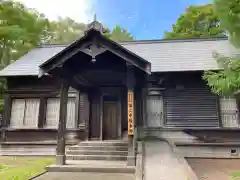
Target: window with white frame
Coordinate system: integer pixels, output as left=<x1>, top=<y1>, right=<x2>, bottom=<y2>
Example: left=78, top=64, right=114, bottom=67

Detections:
left=45, top=97, right=76, bottom=129
left=10, top=98, right=40, bottom=128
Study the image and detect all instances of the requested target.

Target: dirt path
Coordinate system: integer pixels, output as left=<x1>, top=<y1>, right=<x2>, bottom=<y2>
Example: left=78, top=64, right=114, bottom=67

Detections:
left=187, top=158, right=240, bottom=180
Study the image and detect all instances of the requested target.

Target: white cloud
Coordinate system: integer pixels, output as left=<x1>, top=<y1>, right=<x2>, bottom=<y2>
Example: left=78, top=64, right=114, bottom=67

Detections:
left=17, top=0, right=94, bottom=23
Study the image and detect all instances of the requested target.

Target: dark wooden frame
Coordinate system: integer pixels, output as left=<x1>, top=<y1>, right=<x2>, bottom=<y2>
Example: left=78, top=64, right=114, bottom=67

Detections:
left=3, top=89, right=80, bottom=131
left=101, top=90, right=123, bottom=140
left=39, top=28, right=151, bottom=77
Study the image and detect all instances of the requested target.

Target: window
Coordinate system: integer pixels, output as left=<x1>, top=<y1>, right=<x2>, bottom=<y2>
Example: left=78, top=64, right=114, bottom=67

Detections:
left=10, top=98, right=40, bottom=128
left=220, top=97, right=239, bottom=128
left=45, top=97, right=76, bottom=129
left=66, top=98, right=76, bottom=129
left=45, top=98, right=60, bottom=129
left=147, top=94, right=164, bottom=127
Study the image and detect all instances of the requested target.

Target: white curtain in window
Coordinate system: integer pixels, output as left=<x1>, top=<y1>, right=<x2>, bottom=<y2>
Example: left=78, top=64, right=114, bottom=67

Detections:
left=24, top=99, right=40, bottom=128
left=10, top=99, right=25, bottom=128
left=66, top=98, right=76, bottom=129
left=45, top=98, right=60, bottom=129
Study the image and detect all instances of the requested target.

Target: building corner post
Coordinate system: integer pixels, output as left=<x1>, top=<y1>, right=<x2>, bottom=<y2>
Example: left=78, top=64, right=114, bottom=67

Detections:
left=56, top=82, right=69, bottom=165
left=126, top=64, right=136, bottom=166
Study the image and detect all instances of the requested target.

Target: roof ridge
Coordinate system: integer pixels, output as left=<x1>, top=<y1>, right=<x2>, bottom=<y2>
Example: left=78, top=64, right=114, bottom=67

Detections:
left=37, top=36, right=228, bottom=48
left=119, top=36, right=228, bottom=45
left=37, top=44, right=68, bottom=48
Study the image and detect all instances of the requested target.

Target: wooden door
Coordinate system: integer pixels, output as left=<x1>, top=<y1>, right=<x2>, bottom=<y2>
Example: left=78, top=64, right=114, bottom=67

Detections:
left=103, top=100, right=118, bottom=140
left=147, top=95, right=164, bottom=127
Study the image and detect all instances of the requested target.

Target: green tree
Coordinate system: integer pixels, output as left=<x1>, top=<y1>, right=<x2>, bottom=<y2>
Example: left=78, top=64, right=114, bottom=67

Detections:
left=164, top=4, right=225, bottom=39
left=109, top=25, right=134, bottom=41
left=0, top=0, right=50, bottom=68
left=203, top=0, right=240, bottom=96
left=49, top=17, right=86, bottom=44
left=48, top=19, right=134, bottom=44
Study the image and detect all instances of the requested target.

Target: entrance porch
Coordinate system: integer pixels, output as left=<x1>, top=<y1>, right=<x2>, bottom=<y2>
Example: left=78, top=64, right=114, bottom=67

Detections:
left=39, top=21, right=150, bottom=166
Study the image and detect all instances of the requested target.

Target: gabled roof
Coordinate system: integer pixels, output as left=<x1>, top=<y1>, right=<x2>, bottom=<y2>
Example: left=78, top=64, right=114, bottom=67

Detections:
left=0, top=36, right=238, bottom=77
left=39, top=22, right=151, bottom=76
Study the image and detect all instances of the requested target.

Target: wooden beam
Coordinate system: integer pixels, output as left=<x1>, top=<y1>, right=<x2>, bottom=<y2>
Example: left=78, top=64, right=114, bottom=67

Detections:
left=56, top=83, right=69, bottom=165
left=50, top=67, right=90, bottom=89
left=39, top=37, right=92, bottom=75
left=98, top=35, right=151, bottom=74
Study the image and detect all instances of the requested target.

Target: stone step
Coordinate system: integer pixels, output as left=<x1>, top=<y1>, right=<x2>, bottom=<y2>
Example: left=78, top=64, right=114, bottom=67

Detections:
left=66, top=150, right=128, bottom=156
left=77, top=141, right=128, bottom=147
left=68, top=145, right=128, bottom=151
left=66, top=154, right=128, bottom=161
left=46, top=164, right=135, bottom=174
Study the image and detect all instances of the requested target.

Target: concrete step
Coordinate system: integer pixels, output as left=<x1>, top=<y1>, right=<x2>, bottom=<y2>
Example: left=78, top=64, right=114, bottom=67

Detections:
left=68, top=145, right=128, bottom=151
left=46, top=164, right=135, bottom=173
left=77, top=141, right=128, bottom=147
left=66, top=150, right=128, bottom=156
left=66, top=154, right=128, bottom=161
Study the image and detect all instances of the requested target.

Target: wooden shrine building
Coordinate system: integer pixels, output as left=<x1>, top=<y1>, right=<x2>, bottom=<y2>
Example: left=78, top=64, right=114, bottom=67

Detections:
left=0, top=20, right=240, bottom=166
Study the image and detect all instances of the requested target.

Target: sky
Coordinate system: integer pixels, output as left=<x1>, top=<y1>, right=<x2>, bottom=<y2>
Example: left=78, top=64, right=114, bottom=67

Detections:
left=17, top=0, right=211, bottom=40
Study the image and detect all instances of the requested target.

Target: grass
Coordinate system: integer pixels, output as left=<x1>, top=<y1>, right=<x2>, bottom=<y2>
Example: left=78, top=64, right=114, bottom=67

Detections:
left=232, top=172, right=240, bottom=179
left=0, top=156, right=55, bottom=180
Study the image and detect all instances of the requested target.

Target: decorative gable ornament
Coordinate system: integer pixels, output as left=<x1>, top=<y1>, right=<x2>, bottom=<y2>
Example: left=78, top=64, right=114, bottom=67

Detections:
left=84, top=14, right=107, bottom=35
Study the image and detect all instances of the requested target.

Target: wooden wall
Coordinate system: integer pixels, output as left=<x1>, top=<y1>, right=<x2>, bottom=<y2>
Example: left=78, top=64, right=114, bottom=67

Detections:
left=2, top=71, right=240, bottom=143
left=146, top=71, right=240, bottom=128
left=2, top=76, right=85, bottom=142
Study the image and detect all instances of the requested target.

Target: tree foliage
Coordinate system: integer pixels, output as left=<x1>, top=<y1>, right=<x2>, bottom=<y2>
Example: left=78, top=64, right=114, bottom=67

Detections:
left=0, top=1, right=134, bottom=68
left=203, top=0, right=240, bottom=96
left=48, top=20, right=134, bottom=44
left=203, top=54, right=240, bottom=96
left=109, top=25, right=134, bottom=41
left=164, top=4, right=225, bottom=39
left=49, top=17, right=86, bottom=44
left=0, top=0, right=50, bottom=68
left=214, top=0, right=240, bottom=47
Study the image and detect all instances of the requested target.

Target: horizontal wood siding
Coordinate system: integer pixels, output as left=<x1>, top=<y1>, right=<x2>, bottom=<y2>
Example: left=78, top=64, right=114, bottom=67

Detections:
left=164, top=87, right=219, bottom=127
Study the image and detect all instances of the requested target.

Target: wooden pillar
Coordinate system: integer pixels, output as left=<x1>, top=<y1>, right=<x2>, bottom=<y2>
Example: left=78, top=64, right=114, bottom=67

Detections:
left=142, top=75, right=148, bottom=128
left=75, top=90, right=80, bottom=129
left=38, top=96, right=47, bottom=128
left=1, top=94, right=11, bottom=141
left=126, top=64, right=136, bottom=166
left=56, top=83, right=69, bottom=165
left=99, top=94, right=103, bottom=141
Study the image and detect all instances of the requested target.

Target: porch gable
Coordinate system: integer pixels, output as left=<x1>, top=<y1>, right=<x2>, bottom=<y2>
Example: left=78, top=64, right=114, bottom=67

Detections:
left=39, top=21, right=151, bottom=78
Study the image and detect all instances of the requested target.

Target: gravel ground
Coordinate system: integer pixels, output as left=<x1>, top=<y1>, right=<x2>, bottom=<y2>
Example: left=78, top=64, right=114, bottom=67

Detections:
left=187, top=158, right=240, bottom=180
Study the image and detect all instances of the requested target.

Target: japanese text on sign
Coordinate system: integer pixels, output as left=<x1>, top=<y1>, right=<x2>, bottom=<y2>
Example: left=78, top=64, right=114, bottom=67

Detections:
left=128, top=91, right=134, bottom=135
